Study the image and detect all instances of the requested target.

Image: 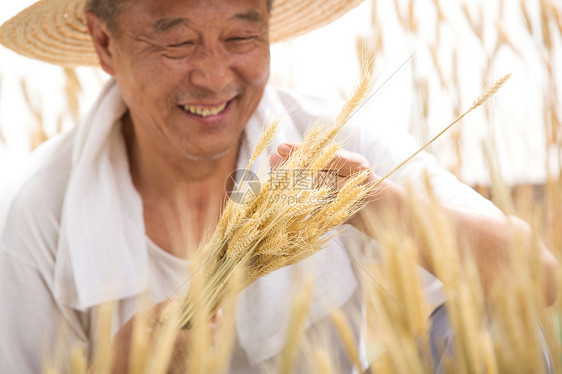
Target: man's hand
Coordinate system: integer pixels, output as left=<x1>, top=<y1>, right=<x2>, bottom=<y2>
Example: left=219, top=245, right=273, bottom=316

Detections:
left=271, top=142, right=375, bottom=184
left=89, top=301, right=221, bottom=374
left=270, top=142, right=558, bottom=306
left=270, top=142, right=378, bottom=220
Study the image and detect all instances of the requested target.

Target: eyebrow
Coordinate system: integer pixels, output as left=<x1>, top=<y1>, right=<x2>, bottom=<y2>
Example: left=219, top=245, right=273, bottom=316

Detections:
left=152, top=9, right=264, bottom=33
left=153, top=17, right=189, bottom=33
left=232, top=10, right=264, bottom=23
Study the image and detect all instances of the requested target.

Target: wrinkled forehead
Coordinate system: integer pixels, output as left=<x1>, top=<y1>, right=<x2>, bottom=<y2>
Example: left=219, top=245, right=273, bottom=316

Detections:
left=122, top=0, right=270, bottom=19
left=118, top=0, right=270, bottom=34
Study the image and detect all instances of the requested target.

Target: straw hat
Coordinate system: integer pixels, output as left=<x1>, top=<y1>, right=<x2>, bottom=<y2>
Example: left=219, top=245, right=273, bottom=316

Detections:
left=0, top=0, right=364, bottom=67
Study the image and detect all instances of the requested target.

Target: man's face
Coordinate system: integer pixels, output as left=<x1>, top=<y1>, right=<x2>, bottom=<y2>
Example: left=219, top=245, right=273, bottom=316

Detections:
left=108, top=0, right=270, bottom=161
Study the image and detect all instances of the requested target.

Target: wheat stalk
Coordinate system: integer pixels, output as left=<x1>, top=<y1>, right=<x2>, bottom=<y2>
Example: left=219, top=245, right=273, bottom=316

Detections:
left=64, top=68, right=82, bottom=124
left=520, top=0, right=534, bottom=35
left=331, top=309, right=365, bottom=373
left=277, top=281, right=314, bottom=374
left=369, top=73, right=511, bottom=192
left=314, top=349, right=336, bottom=374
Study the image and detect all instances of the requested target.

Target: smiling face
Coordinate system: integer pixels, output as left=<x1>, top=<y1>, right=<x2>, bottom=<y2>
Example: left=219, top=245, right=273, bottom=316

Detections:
left=92, top=0, right=270, bottom=162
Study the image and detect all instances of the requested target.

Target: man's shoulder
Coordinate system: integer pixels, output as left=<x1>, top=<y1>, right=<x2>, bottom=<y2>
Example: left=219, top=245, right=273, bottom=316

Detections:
left=265, top=85, right=342, bottom=118
left=0, top=129, right=76, bottom=261
left=260, top=86, right=347, bottom=141
left=5, top=129, right=74, bottom=203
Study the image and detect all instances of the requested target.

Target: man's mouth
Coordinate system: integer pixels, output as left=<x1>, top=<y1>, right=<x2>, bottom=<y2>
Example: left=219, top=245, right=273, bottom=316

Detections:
left=181, top=102, right=228, bottom=117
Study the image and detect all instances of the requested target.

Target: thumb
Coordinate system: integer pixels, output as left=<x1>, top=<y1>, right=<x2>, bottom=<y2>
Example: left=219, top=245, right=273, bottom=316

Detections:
left=211, top=309, right=223, bottom=345
left=270, top=152, right=285, bottom=169
left=270, top=143, right=298, bottom=169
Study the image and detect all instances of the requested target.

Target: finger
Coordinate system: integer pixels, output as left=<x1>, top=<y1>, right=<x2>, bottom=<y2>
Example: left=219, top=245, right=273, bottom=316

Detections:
left=150, top=300, right=169, bottom=322
left=270, top=142, right=299, bottom=169
left=210, top=309, right=223, bottom=346
left=170, top=329, right=191, bottom=373
left=277, top=142, right=299, bottom=157
left=150, top=298, right=182, bottom=327
left=271, top=145, right=373, bottom=181
left=269, top=152, right=285, bottom=169
left=211, top=309, right=223, bottom=325
left=321, top=150, right=371, bottom=177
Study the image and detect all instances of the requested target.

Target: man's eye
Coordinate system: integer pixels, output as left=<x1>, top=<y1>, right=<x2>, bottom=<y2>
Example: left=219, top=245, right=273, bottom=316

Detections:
left=168, top=41, right=195, bottom=48
left=227, top=36, right=255, bottom=42
left=162, top=42, right=196, bottom=59
left=225, top=36, right=258, bottom=53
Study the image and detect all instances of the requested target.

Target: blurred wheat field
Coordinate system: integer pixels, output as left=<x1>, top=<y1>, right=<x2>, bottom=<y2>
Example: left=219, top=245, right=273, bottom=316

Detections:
left=2, top=0, right=562, bottom=373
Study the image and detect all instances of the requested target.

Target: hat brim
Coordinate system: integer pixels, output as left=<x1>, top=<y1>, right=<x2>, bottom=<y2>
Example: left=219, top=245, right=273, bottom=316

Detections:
left=0, top=0, right=364, bottom=67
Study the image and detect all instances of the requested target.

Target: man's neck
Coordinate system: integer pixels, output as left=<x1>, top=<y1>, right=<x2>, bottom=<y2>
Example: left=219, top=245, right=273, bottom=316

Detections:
left=121, top=113, right=240, bottom=257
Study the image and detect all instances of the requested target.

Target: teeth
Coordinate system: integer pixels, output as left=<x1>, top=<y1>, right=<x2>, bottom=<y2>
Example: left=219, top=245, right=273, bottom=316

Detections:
left=183, top=102, right=228, bottom=117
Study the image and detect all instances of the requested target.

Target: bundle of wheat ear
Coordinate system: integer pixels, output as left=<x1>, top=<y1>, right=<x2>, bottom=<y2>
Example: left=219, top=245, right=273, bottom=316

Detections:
left=168, top=68, right=511, bottom=330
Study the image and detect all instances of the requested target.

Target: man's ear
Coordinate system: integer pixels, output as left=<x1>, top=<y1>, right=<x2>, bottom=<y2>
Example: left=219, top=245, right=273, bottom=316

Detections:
left=85, top=10, right=117, bottom=76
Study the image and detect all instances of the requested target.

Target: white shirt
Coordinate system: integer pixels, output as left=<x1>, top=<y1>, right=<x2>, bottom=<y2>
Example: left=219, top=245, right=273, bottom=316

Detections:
left=0, top=81, right=499, bottom=373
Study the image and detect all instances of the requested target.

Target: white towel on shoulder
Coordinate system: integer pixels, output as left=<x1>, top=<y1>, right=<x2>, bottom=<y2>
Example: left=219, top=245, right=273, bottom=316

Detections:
left=54, top=79, right=148, bottom=310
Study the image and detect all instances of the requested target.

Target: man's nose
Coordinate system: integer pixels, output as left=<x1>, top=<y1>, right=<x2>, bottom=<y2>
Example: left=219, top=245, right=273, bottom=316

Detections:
left=189, top=44, right=234, bottom=93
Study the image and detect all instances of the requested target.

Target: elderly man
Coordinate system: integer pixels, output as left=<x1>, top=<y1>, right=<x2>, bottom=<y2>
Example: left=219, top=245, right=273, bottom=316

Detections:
left=0, top=0, right=558, bottom=373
